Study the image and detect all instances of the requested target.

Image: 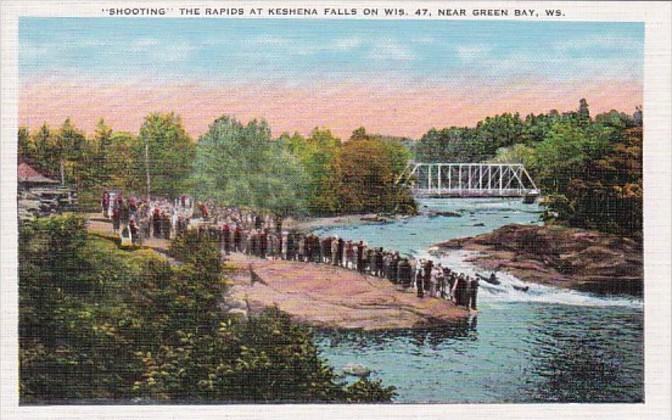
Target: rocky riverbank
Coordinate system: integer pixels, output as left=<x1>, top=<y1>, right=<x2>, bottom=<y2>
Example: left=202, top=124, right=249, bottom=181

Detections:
left=432, top=224, right=643, bottom=295
left=223, top=254, right=470, bottom=330
left=284, top=213, right=409, bottom=233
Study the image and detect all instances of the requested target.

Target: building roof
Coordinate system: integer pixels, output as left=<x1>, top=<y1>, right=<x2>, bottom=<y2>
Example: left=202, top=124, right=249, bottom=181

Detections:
left=18, top=162, right=59, bottom=184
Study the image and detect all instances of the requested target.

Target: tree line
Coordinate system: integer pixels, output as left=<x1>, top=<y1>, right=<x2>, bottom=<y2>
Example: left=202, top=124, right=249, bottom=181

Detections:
left=18, top=114, right=416, bottom=217
left=414, top=99, right=643, bottom=239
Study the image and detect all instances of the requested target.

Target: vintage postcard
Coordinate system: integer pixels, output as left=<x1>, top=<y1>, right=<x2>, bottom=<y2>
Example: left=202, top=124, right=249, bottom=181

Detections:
left=1, top=1, right=670, bottom=419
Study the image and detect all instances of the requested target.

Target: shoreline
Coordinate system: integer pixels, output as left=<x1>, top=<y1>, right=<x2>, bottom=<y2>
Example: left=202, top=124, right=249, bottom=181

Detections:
left=431, top=223, right=643, bottom=296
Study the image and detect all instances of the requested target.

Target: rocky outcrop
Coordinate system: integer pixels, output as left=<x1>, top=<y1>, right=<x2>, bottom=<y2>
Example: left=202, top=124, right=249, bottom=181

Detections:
left=224, top=254, right=470, bottom=330
left=433, top=224, right=643, bottom=295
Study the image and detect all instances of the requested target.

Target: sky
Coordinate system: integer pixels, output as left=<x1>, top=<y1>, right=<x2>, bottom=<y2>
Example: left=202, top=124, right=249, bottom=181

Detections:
left=19, top=18, right=644, bottom=139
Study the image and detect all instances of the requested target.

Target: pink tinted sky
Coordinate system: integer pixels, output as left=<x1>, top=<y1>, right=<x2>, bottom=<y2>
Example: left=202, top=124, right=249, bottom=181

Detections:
left=19, top=78, right=642, bottom=140
left=19, top=19, right=644, bottom=139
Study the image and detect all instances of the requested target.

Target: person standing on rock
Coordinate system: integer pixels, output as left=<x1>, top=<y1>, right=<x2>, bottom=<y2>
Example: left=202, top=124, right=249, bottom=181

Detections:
left=286, top=232, right=295, bottom=261
left=374, top=248, right=384, bottom=277
left=382, top=252, right=391, bottom=280
left=398, top=257, right=410, bottom=288
left=259, top=229, right=268, bottom=259
left=356, top=241, right=366, bottom=273
left=416, top=264, right=425, bottom=298
left=391, top=252, right=400, bottom=283
left=322, top=236, right=332, bottom=264
left=457, top=274, right=470, bottom=308
left=452, top=274, right=463, bottom=306
left=337, top=237, right=345, bottom=267
left=423, top=259, right=433, bottom=293
left=345, top=241, right=354, bottom=269
left=297, top=234, right=306, bottom=262
left=281, top=231, right=289, bottom=260
left=430, top=266, right=439, bottom=298
left=469, top=276, right=479, bottom=310
left=331, top=236, right=339, bottom=266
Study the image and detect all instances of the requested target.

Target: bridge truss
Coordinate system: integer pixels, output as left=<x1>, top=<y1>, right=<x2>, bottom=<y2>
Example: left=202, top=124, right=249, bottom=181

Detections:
left=398, top=162, right=539, bottom=198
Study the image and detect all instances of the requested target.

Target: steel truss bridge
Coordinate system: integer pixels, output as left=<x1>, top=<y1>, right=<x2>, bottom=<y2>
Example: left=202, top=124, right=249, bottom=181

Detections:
left=398, top=162, right=539, bottom=198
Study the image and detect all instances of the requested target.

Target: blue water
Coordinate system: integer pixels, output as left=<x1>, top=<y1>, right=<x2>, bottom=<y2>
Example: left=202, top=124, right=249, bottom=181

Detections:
left=313, top=198, right=644, bottom=403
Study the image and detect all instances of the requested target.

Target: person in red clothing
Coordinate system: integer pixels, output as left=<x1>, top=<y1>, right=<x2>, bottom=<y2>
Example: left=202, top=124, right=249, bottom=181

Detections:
left=111, top=206, right=120, bottom=233
left=101, top=191, right=110, bottom=218
left=152, top=207, right=162, bottom=238
left=222, top=223, right=231, bottom=255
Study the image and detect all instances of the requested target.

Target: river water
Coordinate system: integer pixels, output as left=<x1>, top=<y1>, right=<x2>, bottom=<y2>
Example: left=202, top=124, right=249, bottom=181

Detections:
left=313, top=198, right=643, bottom=403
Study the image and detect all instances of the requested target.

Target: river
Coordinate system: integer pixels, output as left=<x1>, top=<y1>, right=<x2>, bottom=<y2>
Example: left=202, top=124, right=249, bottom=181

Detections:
left=312, top=198, right=643, bottom=403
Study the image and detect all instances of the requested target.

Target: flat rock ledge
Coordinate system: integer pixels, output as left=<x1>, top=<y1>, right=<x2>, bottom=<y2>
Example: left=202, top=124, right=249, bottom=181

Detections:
left=432, top=224, right=643, bottom=296
left=224, top=254, right=469, bottom=330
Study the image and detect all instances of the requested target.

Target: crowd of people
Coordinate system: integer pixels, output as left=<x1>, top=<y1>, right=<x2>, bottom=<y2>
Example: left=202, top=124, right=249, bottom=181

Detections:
left=101, top=191, right=194, bottom=244
left=101, top=192, right=479, bottom=311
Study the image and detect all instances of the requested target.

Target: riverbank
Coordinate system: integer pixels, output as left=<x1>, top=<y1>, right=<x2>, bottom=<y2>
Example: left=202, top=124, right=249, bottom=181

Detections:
left=223, top=253, right=470, bottom=330
left=84, top=213, right=470, bottom=330
left=431, top=223, right=643, bottom=295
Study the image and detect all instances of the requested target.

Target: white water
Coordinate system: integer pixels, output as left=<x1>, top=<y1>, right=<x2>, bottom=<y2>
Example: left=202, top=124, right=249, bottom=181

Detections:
left=417, top=249, right=643, bottom=309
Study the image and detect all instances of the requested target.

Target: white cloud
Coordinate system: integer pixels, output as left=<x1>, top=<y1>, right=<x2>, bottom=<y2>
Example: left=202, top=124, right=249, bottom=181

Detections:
left=130, top=38, right=160, bottom=50
left=245, top=35, right=291, bottom=47
left=410, top=36, right=435, bottom=44
left=122, top=38, right=195, bottom=64
left=455, top=45, right=493, bottom=62
left=368, top=39, right=414, bottom=61
left=332, top=37, right=362, bottom=51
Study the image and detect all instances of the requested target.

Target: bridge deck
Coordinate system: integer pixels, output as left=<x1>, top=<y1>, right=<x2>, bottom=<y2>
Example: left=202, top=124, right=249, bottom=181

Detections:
left=413, top=188, right=538, bottom=198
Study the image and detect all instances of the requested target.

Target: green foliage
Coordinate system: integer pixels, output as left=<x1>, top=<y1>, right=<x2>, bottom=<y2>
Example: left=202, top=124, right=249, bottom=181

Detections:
left=190, top=116, right=308, bottom=217
left=415, top=113, right=523, bottom=163
left=339, top=138, right=415, bottom=214
left=280, top=127, right=416, bottom=216
left=488, top=143, right=535, bottom=166
left=19, top=115, right=415, bottom=218
left=136, top=112, right=195, bottom=198
left=418, top=99, right=643, bottom=238
left=278, top=129, right=343, bottom=215
left=19, top=216, right=395, bottom=403
left=541, top=127, right=642, bottom=238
